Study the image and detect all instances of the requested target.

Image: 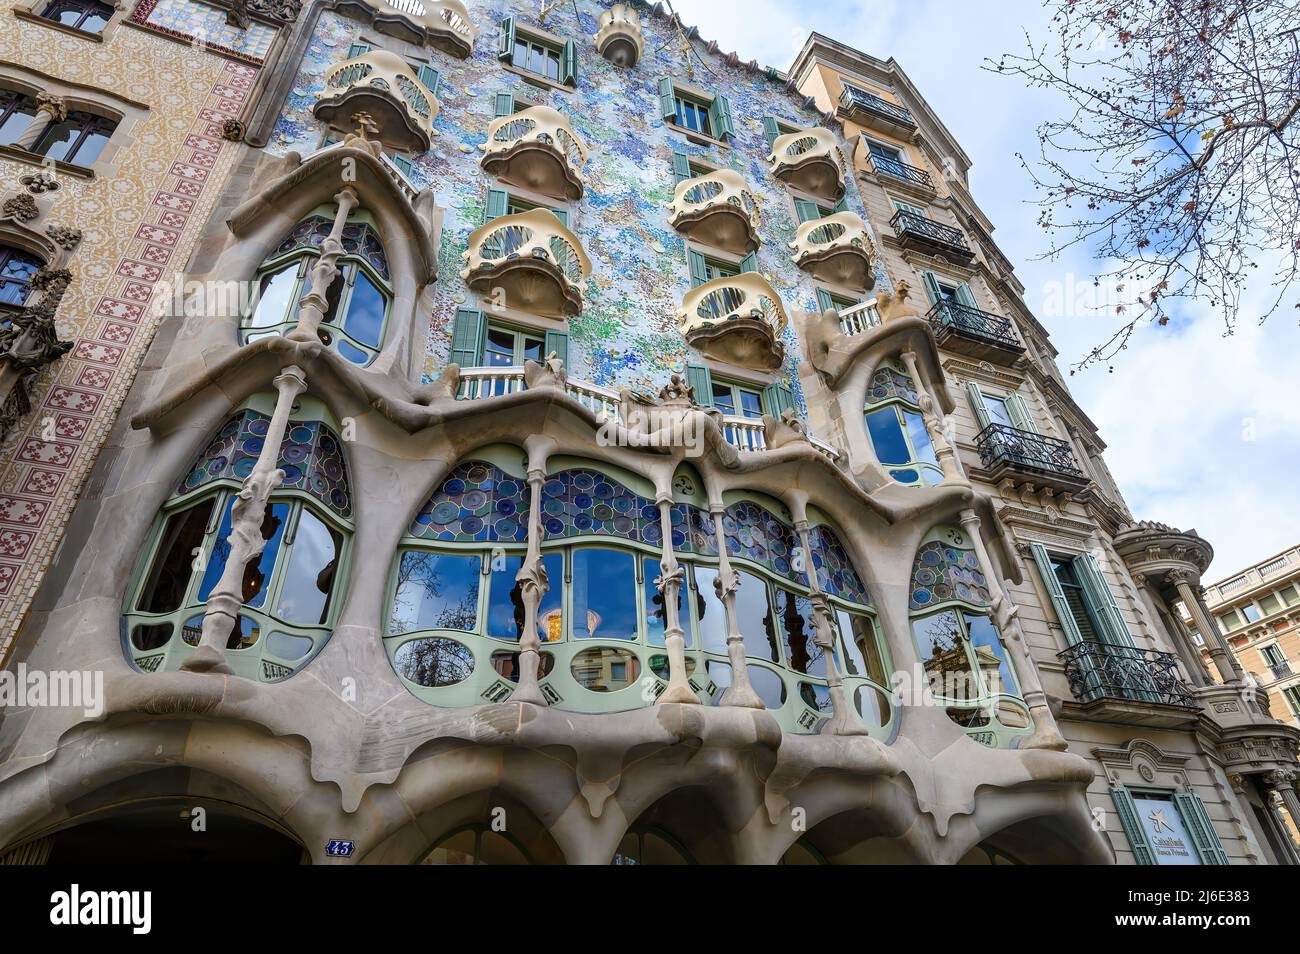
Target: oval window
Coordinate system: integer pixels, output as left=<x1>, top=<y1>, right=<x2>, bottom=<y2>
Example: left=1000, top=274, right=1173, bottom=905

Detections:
left=854, top=685, right=892, bottom=729
left=570, top=646, right=640, bottom=692
left=394, top=636, right=475, bottom=687
left=490, top=649, right=555, bottom=682
left=648, top=654, right=697, bottom=681
left=131, top=622, right=173, bottom=652
left=267, top=631, right=315, bottom=661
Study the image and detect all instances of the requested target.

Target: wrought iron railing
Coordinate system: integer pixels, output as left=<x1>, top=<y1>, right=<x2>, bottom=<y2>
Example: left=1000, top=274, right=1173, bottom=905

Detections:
left=975, top=423, right=1084, bottom=480
left=927, top=300, right=1021, bottom=350
left=868, top=153, right=932, bottom=188
left=1269, top=660, right=1293, bottom=680
left=1058, top=641, right=1195, bottom=707
left=889, top=208, right=971, bottom=255
left=839, top=85, right=915, bottom=127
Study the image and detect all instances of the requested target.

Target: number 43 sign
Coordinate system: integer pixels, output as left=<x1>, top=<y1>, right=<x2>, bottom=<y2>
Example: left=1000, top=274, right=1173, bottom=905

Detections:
left=325, top=839, right=355, bottom=857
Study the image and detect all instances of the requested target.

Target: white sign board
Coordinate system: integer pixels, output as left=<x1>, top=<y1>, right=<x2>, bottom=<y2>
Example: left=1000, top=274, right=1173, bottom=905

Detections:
left=1132, top=794, right=1199, bottom=865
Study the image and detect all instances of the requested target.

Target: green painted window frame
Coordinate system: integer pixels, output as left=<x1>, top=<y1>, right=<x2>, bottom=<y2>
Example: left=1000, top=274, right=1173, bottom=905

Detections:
left=484, top=187, right=569, bottom=226
left=966, top=382, right=1036, bottom=433
left=864, top=358, right=940, bottom=486
left=659, top=78, right=734, bottom=141
left=707, top=376, right=766, bottom=419
left=1113, top=787, right=1229, bottom=865
left=687, top=248, right=740, bottom=288
left=1283, top=684, right=1300, bottom=715
left=499, top=16, right=577, bottom=87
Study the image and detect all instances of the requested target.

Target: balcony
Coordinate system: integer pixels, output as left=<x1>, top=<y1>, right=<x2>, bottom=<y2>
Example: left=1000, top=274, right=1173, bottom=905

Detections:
left=678, top=273, right=788, bottom=371
left=787, top=211, right=877, bottom=291
left=460, top=209, right=591, bottom=318
left=595, top=2, right=644, bottom=67
left=865, top=149, right=933, bottom=191
left=889, top=208, right=973, bottom=263
left=481, top=106, right=588, bottom=201
left=926, top=299, right=1024, bottom=363
left=1059, top=641, right=1198, bottom=726
left=668, top=169, right=761, bottom=255
left=975, top=423, right=1087, bottom=492
left=768, top=127, right=845, bottom=203
left=316, top=49, right=437, bottom=154
left=364, top=0, right=477, bottom=58
left=838, top=84, right=916, bottom=135
left=1269, top=660, right=1293, bottom=680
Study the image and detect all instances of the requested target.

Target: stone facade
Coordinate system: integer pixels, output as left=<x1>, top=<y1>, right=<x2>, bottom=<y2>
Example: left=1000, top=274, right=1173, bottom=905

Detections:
left=0, top=1, right=1295, bottom=865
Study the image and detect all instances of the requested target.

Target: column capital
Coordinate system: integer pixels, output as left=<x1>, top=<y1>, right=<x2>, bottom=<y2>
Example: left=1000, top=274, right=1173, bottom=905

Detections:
left=34, top=92, right=67, bottom=122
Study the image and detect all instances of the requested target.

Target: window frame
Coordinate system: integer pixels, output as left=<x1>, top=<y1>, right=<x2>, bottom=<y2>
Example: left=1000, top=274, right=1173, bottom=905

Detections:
left=0, top=244, right=44, bottom=307
left=863, top=357, right=941, bottom=487
left=38, top=0, right=115, bottom=35
left=32, top=108, right=115, bottom=167
left=483, top=320, right=546, bottom=369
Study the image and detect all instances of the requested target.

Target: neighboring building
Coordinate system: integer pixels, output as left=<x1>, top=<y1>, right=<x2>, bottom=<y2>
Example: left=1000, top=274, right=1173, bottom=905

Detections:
left=0, top=1, right=1295, bottom=864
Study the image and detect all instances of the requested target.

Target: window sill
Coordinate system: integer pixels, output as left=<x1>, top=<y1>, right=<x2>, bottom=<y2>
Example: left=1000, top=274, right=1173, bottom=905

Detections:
left=665, top=122, right=729, bottom=149
left=12, top=8, right=105, bottom=41
left=0, top=144, right=96, bottom=179
left=502, top=63, right=574, bottom=94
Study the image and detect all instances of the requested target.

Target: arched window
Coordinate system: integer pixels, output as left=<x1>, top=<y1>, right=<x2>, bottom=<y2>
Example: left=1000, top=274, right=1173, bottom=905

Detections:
left=33, top=109, right=116, bottom=166
left=863, top=358, right=940, bottom=486
left=40, top=0, right=115, bottom=34
left=123, top=399, right=352, bottom=681
left=384, top=453, right=892, bottom=738
left=0, top=245, right=43, bottom=306
left=614, top=827, right=695, bottom=865
left=0, top=89, right=38, bottom=146
left=420, top=825, right=532, bottom=865
left=242, top=207, right=391, bottom=366
left=907, top=524, right=1030, bottom=746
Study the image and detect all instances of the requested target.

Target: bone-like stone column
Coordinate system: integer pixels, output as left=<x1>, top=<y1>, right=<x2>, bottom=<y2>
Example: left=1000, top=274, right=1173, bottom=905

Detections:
left=899, top=349, right=963, bottom=482
left=508, top=449, right=551, bottom=706
left=710, top=504, right=763, bottom=708
left=654, top=495, right=697, bottom=705
left=286, top=187, right=360, bottom=343
left=12, top=92, right=66, bottom=152
left=1169, top=570, right=1243, bottom=682
left=184, top=365, right=307, bottom=673
left=959, top=507, right=1068, bottom=750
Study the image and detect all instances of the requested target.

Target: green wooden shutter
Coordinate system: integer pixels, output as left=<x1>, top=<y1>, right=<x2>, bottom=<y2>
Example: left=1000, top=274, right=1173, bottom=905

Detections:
left=762, top=117, right=781, bottom=150
left=709, top=94, right=735, bottom=140
left=794, top=199, right=822, bottom=224
left=671, top=150, right=693, bottom=184
left=1005, top=392, right=1037, bottom=433
left=417, top=65, right=440, bottom=97
left=687, top=249, right=709, bottom=288
left=449, top=308, right=486, bottom=367
left=485, top=189, right=509, bottom=223
left=815, top=288, right=836, bottom=313
left=833, top=195, right=850, bottom=214
left=1111, top=787, right=1158, bottom=866
left=1030, top=543, right=1084, bottom=646
left=322, top=136, right=341, bottom=149
left=685, top=364, right=713, bottom=405
left=560, top=39, right=578, bottom=86
left=1073, top=553, right=1136, bottom=648
left=549, top=207, right=569, bottom=228
left=1174, top=792, right=1230, bottom=865
left=544, top=329, right=569, bottom=368
left=347, top=42, right=371, bottom=58
left=954, top=281, right=979, bottom=309
left=762, top=382, right=795, bottom=418
left=965, top=382, right=992, bottom=430
left=497, top=17, right=516, bottom=60
left=494, top=92, right=516, bottom=117
left=922, top=271, right=944, bottom=305
left=739, top=251, right=758, bottom=274
left=657, top=78, right=677, bottom=121
left=389, top=154, right=413, bottom=176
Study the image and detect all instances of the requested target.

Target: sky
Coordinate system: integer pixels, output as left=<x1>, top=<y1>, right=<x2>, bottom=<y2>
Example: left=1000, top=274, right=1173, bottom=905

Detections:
left=670, top=0, right=1300, bottom=581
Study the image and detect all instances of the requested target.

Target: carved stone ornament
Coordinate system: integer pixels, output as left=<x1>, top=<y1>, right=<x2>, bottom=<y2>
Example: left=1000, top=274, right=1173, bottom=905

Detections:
left=0, top=304, right=73, bottom=371
left=657, top=373, right=694, bottom=406
left=20, top=172, right=59, bottom=195
left=2, top=193, right=39, bottom=223
left=762, top=408, right=809, bottom=450
left=45, top=226, right=81, bottom=251
left=34, top=92, right=67, bottom=123
left=221, top=119, right=246, bottom=143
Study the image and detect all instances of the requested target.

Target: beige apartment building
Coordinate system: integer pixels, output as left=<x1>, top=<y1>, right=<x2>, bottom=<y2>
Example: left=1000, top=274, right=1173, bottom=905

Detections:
left=0, top=2, right=1295, bottom=864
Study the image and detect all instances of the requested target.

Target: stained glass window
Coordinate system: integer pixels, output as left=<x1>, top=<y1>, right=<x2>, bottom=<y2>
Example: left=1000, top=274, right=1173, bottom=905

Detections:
left=806, top=524, right=870, bottom=605
left=909, top=539, right=991, bottom=610
left=865, top=363, right=920, bottom=406
left=410, top=461, right=529, bottom=544
left=541, top=468, right=658, bottom=542
left=721, top=499, right=806, bottom=586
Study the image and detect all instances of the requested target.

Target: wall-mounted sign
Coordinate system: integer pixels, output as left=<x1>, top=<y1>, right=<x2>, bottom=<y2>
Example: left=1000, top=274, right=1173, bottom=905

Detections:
left=1132, top=795, right=1198, bottom=865
left=325, top=839, right=355, bottom=857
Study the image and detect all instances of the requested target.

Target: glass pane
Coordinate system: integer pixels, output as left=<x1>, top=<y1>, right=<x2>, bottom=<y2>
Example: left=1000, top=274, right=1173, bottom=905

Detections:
left=485, top=328, right=515, bottom=366
left=248, top=264, right=299, bottom=329
left=536, top=552, right=565, bottom=643
left=546, top=50, right=560, bottom=81
left=691, top=566, right=728, bottom=655
left=199, top=498, right=289, bottom=609
left=389, top=551, right=480, bottom=634
left=130, top=622, right=173, bottom=652
left=0, top=96, right=36, bottom=146
left=854, top=684, right=892, bottom=729
left=710, top=383, right=735, bottom=414
left=912, top=610, right=975, bottom=700
left=984, top=396, right=1013, bottom=428
left=343, top=270, right=386, bottom=347
left=570, top=646, right=640, bottom=692
left=775, top=587, right=822, bottom=676
left=902, top=410, right=938, bottom=465
left=490, top=649, right=554, bottom=682
left=511, top=43, right=528, bottom=69
left=572, top=548, right=637, bottom=641
left=865, top=407, right=910, bottom=466
left=521, top=334, right=544, bottom=361
left=644, top=556, right=687, bottom=648
left=275, top=507, right=341, bottom=625
left=136, top=499, right=215, bottom=613
left=266, top=631, right=314, bottom=661
left=735, top=569, right=779, bottom=662
left=337, top=339, right=369, bottom=364
left=71, top=127, right=109, bottom=165
left=964, top=612, right=1018, bottom=696
left=837, top=610, right=887, bottom=684
left=486, top=554, right=525, bottom=640
left=737, top=390, right=763, bottom=419
left=747, top=665, right=785, bottom=708
left=394, top=636, right=475, bottom=687
left=35, top=119, right=83, bottom=162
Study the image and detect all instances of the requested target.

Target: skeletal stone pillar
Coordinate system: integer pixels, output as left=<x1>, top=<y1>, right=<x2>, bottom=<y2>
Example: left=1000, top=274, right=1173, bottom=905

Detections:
left=710, top=505, right=763, bottom=708
left=286, top=187, right=360, bottom=343
left=1169, top=571, right=1243, bottom=682
left=899, top=349, right=963, bottom=482
left=12, top=92, right=67, bottom=152
left=184, top=365, right=307, bottom=672
left=654, top=496, right=697, bottom=705
left=508, top=462, right=549, bottom=705
left=959, top=507, right=1068, bottom=750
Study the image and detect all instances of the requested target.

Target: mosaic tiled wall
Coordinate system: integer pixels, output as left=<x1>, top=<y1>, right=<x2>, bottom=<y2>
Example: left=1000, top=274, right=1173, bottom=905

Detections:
left=267, top=0, right=885, bottom=402
left=0, top=11, right=257, bottom=647
left=132, top=0, right=279, bottom=62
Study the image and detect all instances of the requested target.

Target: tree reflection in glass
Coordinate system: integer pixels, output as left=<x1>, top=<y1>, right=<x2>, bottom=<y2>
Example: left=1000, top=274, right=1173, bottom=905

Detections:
left=276, top=508, right=340, bottom=625
left=390, top=551, right=480, bottom=635
left=911, top=610, right=976, bottom=700
left=394, top=636, right=474, bottom=687
left=643, top=556, right=687, bottom=647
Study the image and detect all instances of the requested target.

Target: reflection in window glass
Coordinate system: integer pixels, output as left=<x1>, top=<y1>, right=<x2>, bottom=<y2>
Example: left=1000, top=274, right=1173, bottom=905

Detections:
left=389, top=551, right=480, bottom=635
left=394, top=636, right=475, bottom=687
left=855, top=684, right=892, bottom=729
left=275, top=508, right=340, bottom=625
left=571, top=646, right=640, bottom=692
left=136, top=499, right=215, bottom=614
left=344, top=269, right=386, bottom=347
left=837, top=610, right=888, bottom=684
left=775, top=588, right=822, bottom=676
left=735, top=569, right=779, bottom=662
left=535, top=552, right=565, bottom=643
left=199, top=498, right=289, bottom=609
left=964, top=612, right=1017, bottom=696
left=691, top=566, right=728, bottom=654
left=572, top=548, right=637, bottom=641
left=267, top=631, right=315, bottom=661
left=643, top=556, right=688, bottom=648
left=247, top=265, right=298, bottom=329
left=706, top=659, right=785, bottom=709
left=912, top=610, right=975, bottom=700
left=865, top=407, right=910, bottom=465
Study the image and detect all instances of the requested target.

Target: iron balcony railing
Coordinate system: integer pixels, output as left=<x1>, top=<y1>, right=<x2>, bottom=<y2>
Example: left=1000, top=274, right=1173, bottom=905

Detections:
left=868, top=152, right=932, bottom=188
left=975, top=423, right=1084, bottom=480
left=839, top=85, right=915, bottom=127
left=1269, top=660, right=1292, bottom=680
left=1059, top=641, right=1195, bottom=707
left=889, top=208, right=971, bottom=256
left=927, top=300, right=1021, bottom=351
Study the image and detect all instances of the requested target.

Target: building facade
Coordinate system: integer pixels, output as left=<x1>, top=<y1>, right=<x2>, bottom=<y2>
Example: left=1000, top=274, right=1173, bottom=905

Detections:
left=0, top=0, right=1295, bottom=864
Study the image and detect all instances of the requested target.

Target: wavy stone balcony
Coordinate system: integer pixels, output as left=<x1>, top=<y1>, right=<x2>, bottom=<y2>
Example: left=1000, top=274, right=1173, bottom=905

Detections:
left=788, top=211, right=877, bottom=291
left=668, top=169, right=761, bottom=256
left=926, top=299, right=1024, bottom=364
left=481, top=106, right=588, bottom=202
left=363, top=0, right=477, bottom=58
left=678, top=272, right=788, bottom=371
left=768, top=128, right=846, bottom=203
left=595, top=2, right=644, bottom=67
left=460, top=209, right=592, bottom=318
left=316, top=49, right=437, bottom=154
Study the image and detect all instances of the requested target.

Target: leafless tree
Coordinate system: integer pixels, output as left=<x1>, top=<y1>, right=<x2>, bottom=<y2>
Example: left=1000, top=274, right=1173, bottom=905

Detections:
left=993, top=0, right=1300, bottom=369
